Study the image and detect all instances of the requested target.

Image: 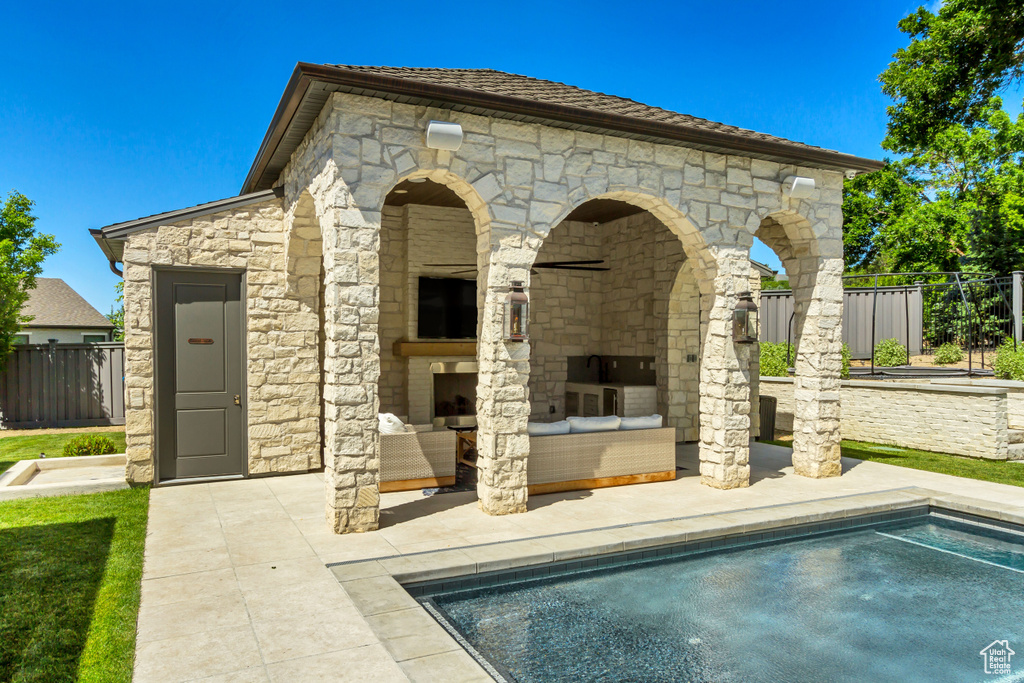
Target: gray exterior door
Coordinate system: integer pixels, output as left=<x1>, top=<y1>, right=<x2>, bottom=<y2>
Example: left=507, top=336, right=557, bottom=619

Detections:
left=156, top=270, right=244, bottom=480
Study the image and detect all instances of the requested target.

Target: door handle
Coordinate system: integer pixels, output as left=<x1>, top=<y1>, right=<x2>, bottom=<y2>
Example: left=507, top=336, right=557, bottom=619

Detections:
left=234, top=394, right=241, bottom=406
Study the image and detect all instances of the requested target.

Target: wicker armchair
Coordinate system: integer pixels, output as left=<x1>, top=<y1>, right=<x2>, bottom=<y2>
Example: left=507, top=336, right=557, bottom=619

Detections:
left=379, top=429, right=457, bottom=492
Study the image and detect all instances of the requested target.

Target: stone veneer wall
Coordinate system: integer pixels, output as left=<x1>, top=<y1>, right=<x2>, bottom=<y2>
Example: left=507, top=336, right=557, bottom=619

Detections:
left=759, top=377, right=1009, bottom=459
left=122, top=198, right=322, bottom=482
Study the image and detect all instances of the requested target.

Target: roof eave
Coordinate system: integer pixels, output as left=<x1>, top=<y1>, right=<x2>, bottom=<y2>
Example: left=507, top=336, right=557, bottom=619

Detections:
left=242, top=62, right=884, bottom=194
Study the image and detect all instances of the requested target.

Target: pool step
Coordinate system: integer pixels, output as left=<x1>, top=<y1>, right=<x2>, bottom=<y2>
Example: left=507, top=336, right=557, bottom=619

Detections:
left=1009, top=429, right=1024, bottom=445
left=1008, top=442, right=1024, bottom=461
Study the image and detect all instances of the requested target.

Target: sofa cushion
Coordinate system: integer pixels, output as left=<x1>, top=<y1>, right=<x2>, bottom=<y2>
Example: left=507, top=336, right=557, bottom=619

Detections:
left=378, top=413, right=407, bottom=435
left=567, top=416, right=621, bottom=433
left=619, top=414, right=663, bottom=430
left=527, top=420, right=571, bottom=436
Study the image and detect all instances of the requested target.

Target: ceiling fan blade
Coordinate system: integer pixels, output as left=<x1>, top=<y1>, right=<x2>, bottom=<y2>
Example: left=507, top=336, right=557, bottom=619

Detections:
left=537, top=265, right=611, bottom=271
left=424, top=263, right=477, bottom=267
left=450, top=268, right=478, bottom=275
left=534, top=259, right=606, bottom=267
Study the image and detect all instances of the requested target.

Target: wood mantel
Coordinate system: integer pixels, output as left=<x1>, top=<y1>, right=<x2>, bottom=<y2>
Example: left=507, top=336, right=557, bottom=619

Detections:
left=392, top=340, right=477, bottom=357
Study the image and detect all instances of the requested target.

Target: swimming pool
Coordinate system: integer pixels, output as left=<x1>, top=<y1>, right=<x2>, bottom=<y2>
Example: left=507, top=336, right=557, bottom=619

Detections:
left=415, top=510, right=1024, bottom=682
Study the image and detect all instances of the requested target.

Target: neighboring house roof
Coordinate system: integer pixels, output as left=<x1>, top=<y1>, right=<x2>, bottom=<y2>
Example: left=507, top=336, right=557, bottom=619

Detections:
left=750, top=260, right=777, bottom=278
left=21, top=278, right=114, bottom=329
left=243, top=63, right=883, bottom=193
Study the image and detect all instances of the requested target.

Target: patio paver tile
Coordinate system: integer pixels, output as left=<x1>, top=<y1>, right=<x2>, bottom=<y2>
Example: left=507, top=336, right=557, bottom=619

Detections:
left=366, top=607, right=461, bottom=662
left=397, top=649, right=493, bottom=683
left=250, top=609, right=378, bottom=664
left=338, top=575, right=421, bottom=617
left=136, top=590, right=251, bottom=643
left=263, top=643, right=408, bottom=682
left=141, top=567, right=240, bottom=608
left=142, top=546, right=233, bottom=579
left=134, top=626, right=263, bottom=683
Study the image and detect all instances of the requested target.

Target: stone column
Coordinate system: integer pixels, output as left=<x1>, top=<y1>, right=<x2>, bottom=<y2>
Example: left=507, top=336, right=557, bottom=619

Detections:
left=698, top=249, right=753, bottom=489
left=319, top=199, right=382, bottom=533
left=790, top=255, right=843, bottom=477
left=475, top=247, right=531, bottom=515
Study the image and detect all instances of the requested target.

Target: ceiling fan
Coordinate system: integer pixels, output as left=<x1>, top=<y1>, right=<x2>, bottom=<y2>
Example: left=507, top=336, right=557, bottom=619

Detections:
left=425, top=259, right=610, bottom=276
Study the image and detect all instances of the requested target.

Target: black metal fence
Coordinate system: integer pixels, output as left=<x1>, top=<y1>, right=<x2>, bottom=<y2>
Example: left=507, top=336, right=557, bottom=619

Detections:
left=0, top=342, right=125, bottom=428
left=761, top=271, right=1023, bottom=375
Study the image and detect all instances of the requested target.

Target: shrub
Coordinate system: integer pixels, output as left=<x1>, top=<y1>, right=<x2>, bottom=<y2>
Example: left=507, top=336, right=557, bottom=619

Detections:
left=994, top=341, right=1024, bottom=380
left=62, top=434, right=118, bottom=457
left=931, top=342, right=964, bottom=365
left=873, top=338, right=908, bottom=367
left=841, top=342, right=851, bottom=380
left=759, top=342, right=794, bottom=377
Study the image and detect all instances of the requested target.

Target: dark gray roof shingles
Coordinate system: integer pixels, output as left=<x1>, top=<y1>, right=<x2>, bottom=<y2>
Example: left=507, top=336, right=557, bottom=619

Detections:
left=21, top=278, right=114, bottom=329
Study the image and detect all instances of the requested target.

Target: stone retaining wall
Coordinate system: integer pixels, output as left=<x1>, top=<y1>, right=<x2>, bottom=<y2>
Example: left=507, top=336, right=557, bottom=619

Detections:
left=760, top=377, right=1009, bottom=460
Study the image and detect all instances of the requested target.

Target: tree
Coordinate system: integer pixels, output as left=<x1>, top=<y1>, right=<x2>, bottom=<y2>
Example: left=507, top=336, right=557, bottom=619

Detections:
left=0, top=192, right=60, bottom=366
left=108, top=281, right=125, bottom=342
left=880, top=0, right=1024, bottom=153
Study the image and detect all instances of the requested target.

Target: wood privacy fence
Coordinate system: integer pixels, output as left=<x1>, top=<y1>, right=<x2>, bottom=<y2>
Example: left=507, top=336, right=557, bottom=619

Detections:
left=0, top=342, right=125, bottom=428
left=760, top=286, right=924, bottom=360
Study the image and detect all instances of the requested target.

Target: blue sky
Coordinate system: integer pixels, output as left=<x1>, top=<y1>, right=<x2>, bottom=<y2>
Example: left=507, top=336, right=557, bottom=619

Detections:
left=1, top=0, right=935, bottom=311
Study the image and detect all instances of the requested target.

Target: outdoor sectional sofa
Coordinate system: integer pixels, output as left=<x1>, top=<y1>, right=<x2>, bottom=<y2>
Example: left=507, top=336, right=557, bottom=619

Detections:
left=527, top=417, right=677, bottom=494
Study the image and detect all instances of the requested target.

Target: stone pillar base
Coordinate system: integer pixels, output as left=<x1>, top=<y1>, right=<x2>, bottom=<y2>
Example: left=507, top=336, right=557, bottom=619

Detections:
left=325, top=483, right=380, bottom=533
left=792, top=443, right=842, bottom=478
left=699, top=461, right=751, bottom=489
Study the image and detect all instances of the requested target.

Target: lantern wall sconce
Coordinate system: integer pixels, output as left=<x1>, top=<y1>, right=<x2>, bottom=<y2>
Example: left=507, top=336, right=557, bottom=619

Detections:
left=733, top=291, right=758, bottom=344
left=503, top=281, right=529, bottom=341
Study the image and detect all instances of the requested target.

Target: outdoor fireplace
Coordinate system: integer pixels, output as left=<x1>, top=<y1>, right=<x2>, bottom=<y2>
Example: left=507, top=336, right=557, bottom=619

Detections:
left=430, top=361, right=477, bottom=427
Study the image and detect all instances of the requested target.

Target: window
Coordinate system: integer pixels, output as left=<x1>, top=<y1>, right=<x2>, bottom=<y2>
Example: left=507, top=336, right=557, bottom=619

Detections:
left=83, top=334, right=107, bottom=343
left=12, top=334, right=29, bottom=345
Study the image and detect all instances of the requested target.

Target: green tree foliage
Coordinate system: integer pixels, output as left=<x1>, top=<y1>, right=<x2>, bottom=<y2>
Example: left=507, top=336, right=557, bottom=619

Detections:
left=880, top=0, right=1024, bottom=153
left=108, top=281, right=124, bottom=342
left=844, top=2, right=1024, bottom=277
left=0, top=192, right=59, bottom=367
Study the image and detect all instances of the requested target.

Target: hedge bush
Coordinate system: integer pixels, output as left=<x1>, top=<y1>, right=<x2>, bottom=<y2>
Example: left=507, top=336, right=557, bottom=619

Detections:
left=874, top=338, right=908, bottom=367
left=931, top=342, right=964, bottom=365
left=760, top=342, right=850, bottom=379
left=758, top=342, right=793, bottom=377
left=62, top=435, right=118, bottom=458
left=994, top=341, right=1024, bottom=381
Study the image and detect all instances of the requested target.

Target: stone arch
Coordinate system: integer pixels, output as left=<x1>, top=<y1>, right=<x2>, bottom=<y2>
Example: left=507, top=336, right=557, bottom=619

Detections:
left=755, top=209, right=843, bottom=478
left=274, top=189, right=325, bottom=473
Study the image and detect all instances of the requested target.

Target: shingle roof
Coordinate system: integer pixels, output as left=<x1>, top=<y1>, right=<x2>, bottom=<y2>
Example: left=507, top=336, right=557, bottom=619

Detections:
left=243, top=63, right=882, bottom=193
left=21, top=278, right=114, bottom=329
left=330, top=65, right=834, bottom=157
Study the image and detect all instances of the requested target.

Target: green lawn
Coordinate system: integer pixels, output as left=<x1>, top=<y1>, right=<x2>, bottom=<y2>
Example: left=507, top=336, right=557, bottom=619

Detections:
left=0, top=487, right=149, bottom=683
left=768, top=439, right=1024, bottom=488
left=0, top=431, right=127, bottom=475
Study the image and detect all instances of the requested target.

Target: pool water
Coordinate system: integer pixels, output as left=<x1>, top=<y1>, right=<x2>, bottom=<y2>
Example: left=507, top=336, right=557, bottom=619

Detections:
left=426, top=516, right=1024, bottom=682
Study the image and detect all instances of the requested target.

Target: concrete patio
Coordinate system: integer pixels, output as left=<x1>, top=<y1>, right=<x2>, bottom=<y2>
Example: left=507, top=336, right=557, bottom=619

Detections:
left=133, top=443, right=1024, bottom=682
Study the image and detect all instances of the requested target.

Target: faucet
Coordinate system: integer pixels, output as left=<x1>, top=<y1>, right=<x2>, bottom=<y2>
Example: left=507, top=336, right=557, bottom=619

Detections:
left=586, top=355, right=607, bottom=383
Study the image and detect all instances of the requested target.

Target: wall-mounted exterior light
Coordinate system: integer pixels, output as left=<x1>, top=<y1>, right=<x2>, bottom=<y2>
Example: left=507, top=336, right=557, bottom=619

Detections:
left=425, top=121, right=463, bottom=151
left=781, top=175, right=815, bottom=199
left=733, top=291, right=758, bottom=344
left=503, top=281, right=529, bottom=341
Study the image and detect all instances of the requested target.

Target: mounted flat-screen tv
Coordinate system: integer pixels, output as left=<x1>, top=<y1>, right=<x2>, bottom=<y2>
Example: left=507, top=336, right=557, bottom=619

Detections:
left=418, top=277, right=477, bottom=339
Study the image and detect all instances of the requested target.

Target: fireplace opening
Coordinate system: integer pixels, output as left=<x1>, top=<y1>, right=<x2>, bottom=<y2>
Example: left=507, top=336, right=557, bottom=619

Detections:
left=430, top=361, right=477, bottom=427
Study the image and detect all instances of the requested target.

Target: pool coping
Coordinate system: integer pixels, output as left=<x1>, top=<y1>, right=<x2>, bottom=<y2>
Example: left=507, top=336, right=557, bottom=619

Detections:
left=327, top=488, right=1024, bottom=682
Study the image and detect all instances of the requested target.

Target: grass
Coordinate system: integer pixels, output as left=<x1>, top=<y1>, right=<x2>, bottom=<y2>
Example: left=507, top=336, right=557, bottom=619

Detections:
left=0, top=431, right=127, bottom=475
left=0, top=487, right=149, bottom=683
left=767, top=439, right=1024, bottom=488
